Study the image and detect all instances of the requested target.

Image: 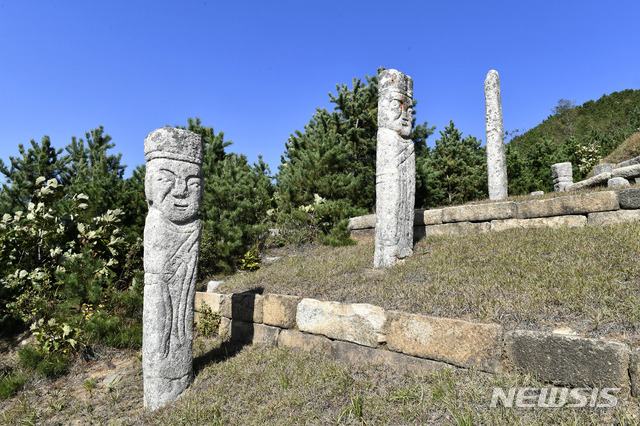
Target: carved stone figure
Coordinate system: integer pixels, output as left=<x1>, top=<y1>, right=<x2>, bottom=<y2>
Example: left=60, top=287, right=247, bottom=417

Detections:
left=143, top=127, right=203, bottom=410
left=374, top=69, right=415, bottom=268
left=484, top=70, right=508, bottom=200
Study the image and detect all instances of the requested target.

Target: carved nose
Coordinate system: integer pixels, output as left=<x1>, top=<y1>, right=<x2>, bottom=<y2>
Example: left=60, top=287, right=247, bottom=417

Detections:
left=172, top=179, right=188, bottom=198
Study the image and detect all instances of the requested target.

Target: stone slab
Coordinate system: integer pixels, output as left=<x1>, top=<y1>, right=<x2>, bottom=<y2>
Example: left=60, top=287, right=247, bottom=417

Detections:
left=252, top=323, right=281, bottom=346
left=490, top=215, right=586, bottom=232
left=226, top=319, right=254, bottom=343
left=262, top=294, right=301, bottom=329
left=331, top=340, right=451, bottom=375
left=348, top=214, right=375, bottom=230
left=616, top=155, right=640, bottom=169
left=230, top=292, right=263, bottom=323
left=296, top=299, right=387, bottom=348
left=504, top=330, right=630, bottom=391
left=612, top=164, right=640, bottom=179
left=206, top=280, right=223, bottom=293
left=617, top=188, right=640, bottom=209
left=593, top=163, right=614, bottom=176
left=442, top=202, right=516, bottom=223
left=194, top=292, right=231, bottom=318
left=423, top=221, right=490, bottom=237
left=516, top=191, right=619, bottom=219
left=565, top=172, right=611, bottom=192
left=587, top=209, right=640, bottom=226
left=385, top=311, right=503, bottom=373
left=277, top=329, right=332, bottom=356
left=422, top=209, right=443, bottom=226
left=608, top=177, right=630, bottom=188
left=348, top=211, right=435, bottom=229
left=218, top=317, right=231, bottom=339
left=222, top=320, right=279, bottom=346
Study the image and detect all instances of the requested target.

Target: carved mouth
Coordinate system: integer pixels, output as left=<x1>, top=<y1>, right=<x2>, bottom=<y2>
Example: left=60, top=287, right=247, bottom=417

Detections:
left=174, top=203, right=189, bottom=210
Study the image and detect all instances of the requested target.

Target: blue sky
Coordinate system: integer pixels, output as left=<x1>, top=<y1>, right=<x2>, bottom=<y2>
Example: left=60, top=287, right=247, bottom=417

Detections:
left=1, top=0, right=639, bottom=178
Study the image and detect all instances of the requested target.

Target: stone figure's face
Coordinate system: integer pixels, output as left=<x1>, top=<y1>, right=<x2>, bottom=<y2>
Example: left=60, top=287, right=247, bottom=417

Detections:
left=146, top=158, right=202, bottom=224
left=380, top=92, right=413, bottom=137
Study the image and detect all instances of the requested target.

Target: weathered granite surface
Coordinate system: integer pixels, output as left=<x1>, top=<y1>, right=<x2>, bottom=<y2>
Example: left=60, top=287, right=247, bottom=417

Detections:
left=593, top=163, right=614, bottom=176
left=422, top=221, right=490, bottom=236
left=617, top=188, right=640, bottom=209
left=504, top=330, right=630, bottom=391
left=374, top=69, right=415, bottom=268
left=386, top=311, right=503, bottom=373
left=616, top=155, right=640, bottom=169
left=608, top=177, right=631, bottom=188
left=551, top=162, right=573, bottom=192
left=490, top=215, right=586, bottom=232
left=516, top=192, right=619, bottom=219
left=296, top=299, right=387, bottom=347
left=565, top=172, right=611, bottom=192
left=143, top=127, right=204, bottom=410
left=278, top=328, right=333, bottom=354
left=612, top=164, right=640, bottom=179
left=442, top=201, right=516, bottom=223
left=587, top=209, right=640, bottom=226
left=484, top=70, right=508, bottom=200
left=262, top=294, right=301, bottom=329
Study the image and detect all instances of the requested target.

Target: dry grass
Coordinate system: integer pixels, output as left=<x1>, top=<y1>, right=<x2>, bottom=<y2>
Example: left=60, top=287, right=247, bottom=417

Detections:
left=1, top=339, right=638, bottom=425
left=602, top=132, right=640, bottom=165
left=220, top=221, right=640, bottom=345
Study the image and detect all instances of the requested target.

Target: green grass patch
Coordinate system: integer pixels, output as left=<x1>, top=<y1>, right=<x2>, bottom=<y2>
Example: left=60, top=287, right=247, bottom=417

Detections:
left=0, top=370, right=27, bottom=400
left=18, top=345, right=71, bottom=379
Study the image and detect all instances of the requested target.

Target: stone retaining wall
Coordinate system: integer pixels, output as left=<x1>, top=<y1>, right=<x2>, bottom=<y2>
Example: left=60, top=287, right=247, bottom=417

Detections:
left=195, top=291, right=640, bottom=396
left=348, top=188, right=640, bottom=243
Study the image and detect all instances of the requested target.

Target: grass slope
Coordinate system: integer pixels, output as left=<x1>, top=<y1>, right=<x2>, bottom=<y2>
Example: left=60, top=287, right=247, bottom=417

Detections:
left=221, top=221, right=640, bottom=345
left=602, top=132, right=640, bottom=165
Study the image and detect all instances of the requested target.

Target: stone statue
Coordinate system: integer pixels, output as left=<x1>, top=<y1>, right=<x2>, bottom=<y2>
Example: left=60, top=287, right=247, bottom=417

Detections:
left=143, top=127, right=203, bottom=410
left=374, top=69, right=415, bottom=268
left=484, top=70, right=508, bottom=200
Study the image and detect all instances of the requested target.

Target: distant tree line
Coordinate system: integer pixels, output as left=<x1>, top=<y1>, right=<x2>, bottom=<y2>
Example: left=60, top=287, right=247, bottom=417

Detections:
left=505, top=90, right=640, bottom=194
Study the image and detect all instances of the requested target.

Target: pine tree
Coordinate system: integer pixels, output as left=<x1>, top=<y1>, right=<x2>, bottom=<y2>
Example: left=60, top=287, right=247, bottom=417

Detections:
left=0, top=136, right=67, bottom=214
left=427, top=121, right=487, bottom=205
left=182, top=118, right=274, bottom=275
left=61, top=127, right=127, bottom=218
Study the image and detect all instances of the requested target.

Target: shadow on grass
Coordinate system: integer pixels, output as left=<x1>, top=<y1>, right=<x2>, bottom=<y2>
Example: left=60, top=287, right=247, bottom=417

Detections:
left=193, top=286, right=265, bottom=376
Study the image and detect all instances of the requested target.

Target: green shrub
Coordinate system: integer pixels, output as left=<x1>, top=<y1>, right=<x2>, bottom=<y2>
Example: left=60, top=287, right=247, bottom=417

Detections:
left=195, top=303, right=221, bottom=338
left=239, top=247, right=261, bottom=271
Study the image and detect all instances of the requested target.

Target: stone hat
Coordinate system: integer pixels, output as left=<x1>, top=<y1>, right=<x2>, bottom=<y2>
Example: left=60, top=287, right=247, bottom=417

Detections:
left=144, top=126, right=204, bottom=165
left=378, top=69, right=413, bottom=97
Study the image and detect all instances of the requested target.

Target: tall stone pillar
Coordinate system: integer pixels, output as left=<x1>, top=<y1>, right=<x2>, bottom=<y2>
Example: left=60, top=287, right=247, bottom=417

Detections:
left=484, top=70, right=508, bottom=200
left=374, top=69, right=415, bottom=269
left=143, top=127, right=203, bottom=410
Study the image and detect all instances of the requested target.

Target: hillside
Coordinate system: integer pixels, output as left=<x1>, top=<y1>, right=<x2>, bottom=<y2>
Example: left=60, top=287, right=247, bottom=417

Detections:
left=506, top=89, right=640, bottom=194
left=601, top=131, right=640, bottom=165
